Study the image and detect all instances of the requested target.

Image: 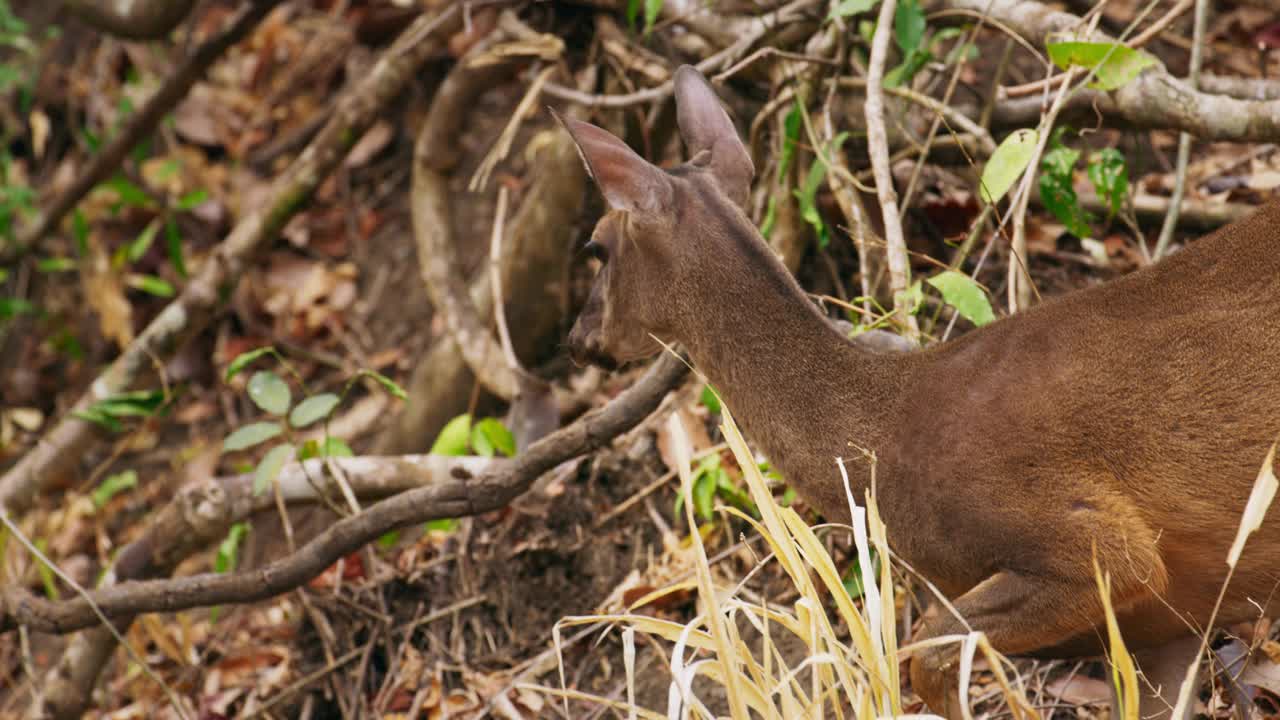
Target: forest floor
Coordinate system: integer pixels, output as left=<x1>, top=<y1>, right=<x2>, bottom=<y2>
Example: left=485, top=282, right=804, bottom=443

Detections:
left=2, top=1, right=1280, bottom=718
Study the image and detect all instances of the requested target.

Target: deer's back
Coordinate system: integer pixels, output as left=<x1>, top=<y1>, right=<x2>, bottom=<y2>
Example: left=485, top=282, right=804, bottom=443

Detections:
left=883, top=201, right=1280, bottom=649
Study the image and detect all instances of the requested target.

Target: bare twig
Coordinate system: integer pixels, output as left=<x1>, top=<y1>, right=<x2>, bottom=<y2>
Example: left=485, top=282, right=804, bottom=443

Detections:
left=1153, top=0, right=1208, bottom=260
left=862, top=0, right=919, bottom=341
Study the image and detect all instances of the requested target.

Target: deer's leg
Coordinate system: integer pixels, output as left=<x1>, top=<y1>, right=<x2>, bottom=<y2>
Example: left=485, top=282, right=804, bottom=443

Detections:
left=1113, top=635, right=1202, bottom=720
left=910, top=563, right=1165, bottom=718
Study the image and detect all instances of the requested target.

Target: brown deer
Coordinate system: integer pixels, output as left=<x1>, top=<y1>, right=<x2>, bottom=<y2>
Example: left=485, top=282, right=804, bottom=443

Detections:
left=558, top=65, right=1280, bottom=719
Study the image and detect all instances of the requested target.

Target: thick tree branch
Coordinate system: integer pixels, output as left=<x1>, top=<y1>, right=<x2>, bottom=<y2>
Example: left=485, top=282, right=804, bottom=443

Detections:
left=0, top=4, right=467, bottom=518
left=0, top=353, right=688, bottom=635
left=953, top=0, right=1280, bottom=143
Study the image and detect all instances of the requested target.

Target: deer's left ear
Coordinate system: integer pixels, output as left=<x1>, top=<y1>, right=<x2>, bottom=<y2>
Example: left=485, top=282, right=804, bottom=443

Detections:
left=674, top=65, right=754, bottom=209
left=554, top=112, right=674, bottom=215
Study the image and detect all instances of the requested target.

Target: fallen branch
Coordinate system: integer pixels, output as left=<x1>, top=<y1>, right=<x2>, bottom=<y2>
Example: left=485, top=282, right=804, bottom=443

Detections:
left=954, top=0, right=1280, bottom=143
left=0, top=4, right=467, bottom=518
left=0, top=353, right=688, bottom=634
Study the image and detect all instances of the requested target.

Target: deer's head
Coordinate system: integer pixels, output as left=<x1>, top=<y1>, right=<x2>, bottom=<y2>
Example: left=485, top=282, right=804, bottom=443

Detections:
left=560, top=66, right=755, bottom=368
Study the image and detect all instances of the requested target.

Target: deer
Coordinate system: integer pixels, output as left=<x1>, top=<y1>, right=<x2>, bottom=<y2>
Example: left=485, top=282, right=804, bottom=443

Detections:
left=556, top=65, right=1280, bottom=719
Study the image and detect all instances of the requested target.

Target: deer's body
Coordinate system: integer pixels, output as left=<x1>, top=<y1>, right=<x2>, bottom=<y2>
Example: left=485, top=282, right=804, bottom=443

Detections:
left=560, top=66, right=1280, bottom=717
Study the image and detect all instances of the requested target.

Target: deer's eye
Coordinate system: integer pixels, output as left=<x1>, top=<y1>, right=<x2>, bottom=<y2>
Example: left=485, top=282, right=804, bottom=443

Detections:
left=584, top=241, right=609, bottom=263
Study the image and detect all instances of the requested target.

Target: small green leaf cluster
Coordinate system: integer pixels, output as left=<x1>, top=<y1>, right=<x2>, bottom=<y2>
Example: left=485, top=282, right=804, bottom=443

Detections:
left=220, top=346, right=405, bottom=498
left=832, top=0, right=970, bottom=88
left=430, top=413, right=517, bottom=458
left=675, top=453, right=759, bottom=524
left=1039, top=129, right=1130, bottom=239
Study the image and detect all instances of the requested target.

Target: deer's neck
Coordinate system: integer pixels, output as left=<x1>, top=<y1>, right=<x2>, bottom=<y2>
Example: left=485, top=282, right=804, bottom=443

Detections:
left=672, top=232, right=905, bottom=509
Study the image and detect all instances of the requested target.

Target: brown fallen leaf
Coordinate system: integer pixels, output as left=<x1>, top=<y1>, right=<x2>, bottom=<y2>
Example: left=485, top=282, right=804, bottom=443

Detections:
left=82, top=235, right=134, bottom=349
left=1044, top=673, right=1111, bottom=705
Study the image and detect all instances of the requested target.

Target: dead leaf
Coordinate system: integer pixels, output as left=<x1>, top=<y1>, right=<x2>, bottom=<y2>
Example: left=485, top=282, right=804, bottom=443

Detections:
left=1044, top=674, right=1111, bottom=705
left=82, top=236, right=134, bottom=349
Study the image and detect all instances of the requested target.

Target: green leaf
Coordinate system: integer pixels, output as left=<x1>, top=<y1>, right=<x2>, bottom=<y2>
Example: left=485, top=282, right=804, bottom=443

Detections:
left=1041, top=146, right=1080, bottom=179
left=759, top=198, right=778, bottom=239
left=91, top=469, right=138, bottom=509
left=72, top=210, right=90, bottom=256
left=127, top=219, right=160, bottom=262
left=175, top=188, right=208, bottom=210
left=298, top=437, right=355, bottom=460
left=253, top=443, right=294, bottom=496
left=979, top=128, right=1039, bottom=205
left=643, top=0, right=662, bottom=34
left=472, top=418, right=516, bottom=458
left=424, top=518, right=459, bottom=533
left=1045, top=40, right=1158, bottom=91
left=842, top=549, right=881, bottom=599
left=883, top=48, right=931, bottom=88
left=320, top=437, right=354, bottom=457
left=795, top=158, right=830, bottom=248
left=362, top=369, right=407, bottom=400
left=289, top=393, right=341, bottom=428
left=164, top=216, right=187, bottom=278
left=0, top=297, right=36, bottom=319
left=224, top=421, right=283, bottom=452
left=102, top=175, right=150, bottom=210
left=126, top=273, right=174, bottom=297
left=693, top=469, right=717, bottom=522
left=224, top=346, right=275, bottom=381
left=700, top=385, right=722, bottom=415
left=894, top=0, right=925, bottom=55
left=1087, top=148, right=1129, bottom=216
left=36, top=256, right=75, bottom=273
left=926, top=270, right=995, bottom=326
left=687, top=455, right=723, bottom=523
left=1038, top=171, right=1093, bottom=238
left=626, top=0, right=641, bottom=27
left=79, top=390, right=165, bottom=426
left=828, top=0, right=877, bottom=20
left=73, top=407, right=122, bottom=433
left=430, top=414, right=472, bottom=455
left=377, top=530, right=400, bottom=549
left=773, top=101, right=802, bottom=185
left=247, top=370, right=291, bottom=415
left=897, top=279, right=924, bottom=315
left=215, top=522, right=249, bottom=574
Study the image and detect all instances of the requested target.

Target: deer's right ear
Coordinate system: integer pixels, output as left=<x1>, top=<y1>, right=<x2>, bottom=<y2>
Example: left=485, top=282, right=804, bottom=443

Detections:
left=673, top=66, right=754, bottom=208
left=554, top=112, right=673, bottom=215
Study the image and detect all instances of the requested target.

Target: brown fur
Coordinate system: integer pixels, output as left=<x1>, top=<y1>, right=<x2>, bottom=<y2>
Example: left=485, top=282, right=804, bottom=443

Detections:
left=560, top=66, right=1280, bottom=718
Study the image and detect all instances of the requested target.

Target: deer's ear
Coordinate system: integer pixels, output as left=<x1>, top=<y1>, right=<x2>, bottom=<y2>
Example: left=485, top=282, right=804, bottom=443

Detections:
left=674, top=65, right=754, bottom=208
left=555, top=113, right=673, bottom=214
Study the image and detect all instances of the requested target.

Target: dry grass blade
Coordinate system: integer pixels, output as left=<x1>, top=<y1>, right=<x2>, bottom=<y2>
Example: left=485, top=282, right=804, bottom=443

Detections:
left=533, top=402, right=1033, bottom=718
